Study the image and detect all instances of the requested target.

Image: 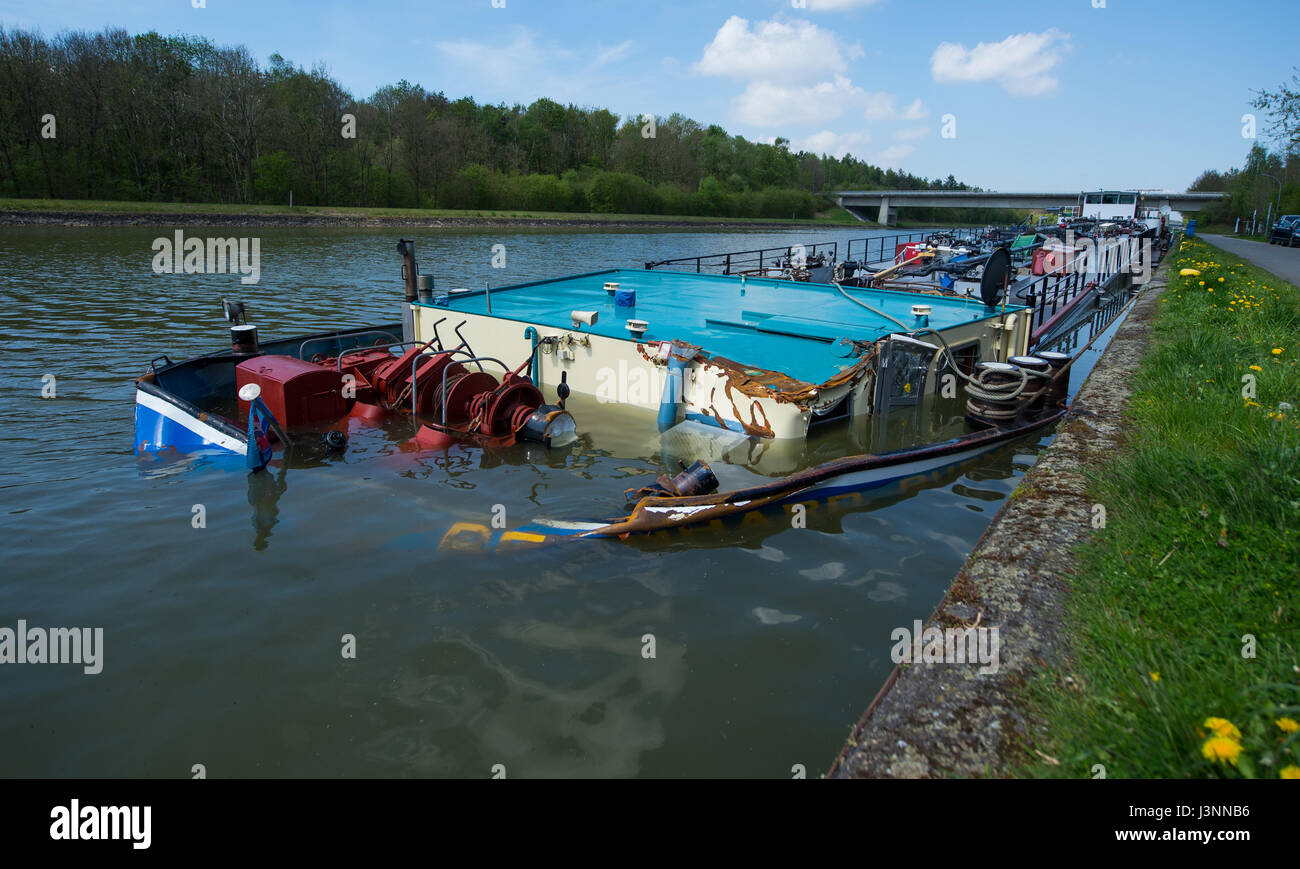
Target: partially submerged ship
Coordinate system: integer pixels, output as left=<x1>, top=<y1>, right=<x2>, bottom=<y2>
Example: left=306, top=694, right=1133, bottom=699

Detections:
left=136, top=236, right=1033, bottom=458
left=134, top=226, right=1157, bottom=544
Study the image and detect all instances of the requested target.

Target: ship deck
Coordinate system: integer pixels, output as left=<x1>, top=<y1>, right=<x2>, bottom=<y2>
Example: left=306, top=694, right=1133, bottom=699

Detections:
left=419, top=268, right=1024, bottom=385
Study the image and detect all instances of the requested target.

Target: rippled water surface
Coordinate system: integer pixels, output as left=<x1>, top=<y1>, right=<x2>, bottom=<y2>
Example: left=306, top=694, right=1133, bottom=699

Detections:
left=0, top=224, right=1111, bottom=777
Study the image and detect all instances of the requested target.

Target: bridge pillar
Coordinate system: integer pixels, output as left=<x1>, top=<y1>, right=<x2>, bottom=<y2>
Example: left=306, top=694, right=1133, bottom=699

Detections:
left=877, top=196, right=890, bottom=226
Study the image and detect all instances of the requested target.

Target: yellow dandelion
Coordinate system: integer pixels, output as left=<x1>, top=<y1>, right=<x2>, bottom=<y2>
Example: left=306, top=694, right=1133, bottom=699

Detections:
left=1282, top=766, right=1300, bottom=779
left=1202, top=736, right=1243, bottom=765
left=1249, top=365, right=1261, bottom=372
left=1204, top=717, right=1242, bottom=740
left=1273, top=348, right=1284, bottom=355
left=1277, top=717, right=1299, bottom=734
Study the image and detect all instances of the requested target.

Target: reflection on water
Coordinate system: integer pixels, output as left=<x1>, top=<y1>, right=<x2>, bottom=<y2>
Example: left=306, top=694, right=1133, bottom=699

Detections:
left=247, top=464, right=289, bottom=551
left=0, top=225, right=1122, bottom=777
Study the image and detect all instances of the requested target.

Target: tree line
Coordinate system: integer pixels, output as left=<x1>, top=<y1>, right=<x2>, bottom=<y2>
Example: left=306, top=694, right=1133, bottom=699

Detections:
left=1190, top=69, right=1300, bottom=225
left=0, top=25, right=1014, bottom=222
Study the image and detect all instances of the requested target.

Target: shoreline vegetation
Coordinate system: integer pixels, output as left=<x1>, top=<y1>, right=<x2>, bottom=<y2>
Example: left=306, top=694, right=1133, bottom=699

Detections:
left=0, top=26, right=1022, bottom=229
left=1020, top=235, right=1299, bottom=779
left=0, top=197, right=998, bottom=230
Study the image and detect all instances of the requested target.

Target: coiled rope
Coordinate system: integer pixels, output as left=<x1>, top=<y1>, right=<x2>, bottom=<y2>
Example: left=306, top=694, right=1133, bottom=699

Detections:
left=832, top=281, right=1052, bottom=413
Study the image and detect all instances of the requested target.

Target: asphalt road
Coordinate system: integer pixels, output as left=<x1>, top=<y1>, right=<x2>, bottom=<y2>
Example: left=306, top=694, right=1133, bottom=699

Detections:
left=1199, top=233, right=1300, bottom=286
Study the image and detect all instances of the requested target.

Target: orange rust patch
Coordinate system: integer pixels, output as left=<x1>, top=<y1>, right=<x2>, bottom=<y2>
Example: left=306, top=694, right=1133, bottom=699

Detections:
left=702, top=341, right=879, bottom=406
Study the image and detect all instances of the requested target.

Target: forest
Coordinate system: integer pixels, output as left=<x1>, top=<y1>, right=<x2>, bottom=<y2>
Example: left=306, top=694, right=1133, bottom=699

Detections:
left=0, top=25, right=1007, bottom=222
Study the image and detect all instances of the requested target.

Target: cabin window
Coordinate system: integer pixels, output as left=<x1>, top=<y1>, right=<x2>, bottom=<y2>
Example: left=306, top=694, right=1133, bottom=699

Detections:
left=1085, top=194, right=1100, bottom=204
left=1103, top=193, right=1119, bottom=204
left=1119, top=193, right=1136, bottom=204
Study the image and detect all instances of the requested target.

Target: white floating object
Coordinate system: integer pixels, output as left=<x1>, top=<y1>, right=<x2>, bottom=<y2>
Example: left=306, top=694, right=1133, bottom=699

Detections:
left=238, top=383, right=262, bottom=402
left=911, top=304, right=932, bottom=317
left=626, top=318, right=649, bottom=336
left=604, top=282, right=620, bottom=294
left=658, top=420, right=749, bottom=465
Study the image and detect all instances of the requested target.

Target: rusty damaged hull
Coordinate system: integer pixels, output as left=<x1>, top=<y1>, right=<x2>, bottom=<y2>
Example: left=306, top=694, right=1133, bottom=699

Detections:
left=442, top=408, right=1066, bottom=550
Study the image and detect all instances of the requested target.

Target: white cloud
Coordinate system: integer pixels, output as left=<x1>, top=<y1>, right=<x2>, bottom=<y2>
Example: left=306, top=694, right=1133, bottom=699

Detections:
left=877, top=144, right=916, bottom=166
left=804, top=0, right=883, bottom=10
left=435, top=29, right=644, bottom=104
left=797, top=129, right=872, bottom=158
left=694, top=16, right=860, bottom=84
left=862, top=92, right=928, bottom=121
left=438, top=31, right=565, bottom=73
left=592, top=41, right=635, bottom=69
left=930, top=29, right=1070, bottom=96
left=731, top=76, right=928, bottom=129
left=893, top=126, right=929, bottom=142
left=793, top=135, right=919, bottom=169
left=733, top=75, right=863, bottom=126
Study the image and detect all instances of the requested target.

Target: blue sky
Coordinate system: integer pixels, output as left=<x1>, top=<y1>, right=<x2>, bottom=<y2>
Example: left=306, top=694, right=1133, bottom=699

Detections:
left=3, top=0, right=1295, bottom=190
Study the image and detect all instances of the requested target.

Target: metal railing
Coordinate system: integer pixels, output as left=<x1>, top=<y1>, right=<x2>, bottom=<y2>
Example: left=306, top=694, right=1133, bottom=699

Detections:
left=1020, top=236, right=1149, bottom=345
left=843, top=228, right=984, bottom=266
left=297, top=329, right=403, bottom=361
left=645, top=241, right=841, bottom=275
left=644, top=227, right=988, bottom=275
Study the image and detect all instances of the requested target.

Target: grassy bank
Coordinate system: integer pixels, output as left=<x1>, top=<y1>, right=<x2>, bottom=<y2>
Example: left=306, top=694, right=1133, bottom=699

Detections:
left=1021, top=235, right=1300, bottom=779
left=0, top=197, right=1015, bottom=231
left=0, top=196, right=870, bottom=227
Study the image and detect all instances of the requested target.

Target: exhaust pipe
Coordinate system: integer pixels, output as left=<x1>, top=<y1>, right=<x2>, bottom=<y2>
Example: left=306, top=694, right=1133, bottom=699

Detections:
left=397, top=239, right=420, bottom=303
left=397, top=239, right=420, bottom=343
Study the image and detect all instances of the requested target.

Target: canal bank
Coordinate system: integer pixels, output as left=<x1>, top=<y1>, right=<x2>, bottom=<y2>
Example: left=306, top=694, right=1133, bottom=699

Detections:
left=0, top=199, right=862, bottom=231
left=827, top=253, right=1171, bottom=779
left=830, top=234, right=1300, bottom=779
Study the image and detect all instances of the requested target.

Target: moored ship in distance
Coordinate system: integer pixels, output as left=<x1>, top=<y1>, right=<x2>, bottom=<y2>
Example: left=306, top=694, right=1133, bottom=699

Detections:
left=1055, top=189, right=1177, bottom=236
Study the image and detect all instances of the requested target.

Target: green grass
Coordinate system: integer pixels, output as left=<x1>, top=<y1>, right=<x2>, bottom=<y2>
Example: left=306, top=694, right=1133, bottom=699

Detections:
left=1019, top=235, right=1300, bottom=779
left=0, top=196, right=871, bottom=226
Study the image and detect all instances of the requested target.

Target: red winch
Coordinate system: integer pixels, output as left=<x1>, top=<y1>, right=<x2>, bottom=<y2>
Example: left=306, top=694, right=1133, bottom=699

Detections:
left=235, top=341, right=575, bottom=449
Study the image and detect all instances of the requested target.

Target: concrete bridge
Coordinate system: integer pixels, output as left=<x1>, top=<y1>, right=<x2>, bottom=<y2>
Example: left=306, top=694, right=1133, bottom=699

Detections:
left=835, top=190, right=1228, bottom=225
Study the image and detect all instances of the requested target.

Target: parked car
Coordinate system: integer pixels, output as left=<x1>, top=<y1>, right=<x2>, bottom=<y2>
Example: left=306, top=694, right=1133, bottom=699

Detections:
left=1269, top=215, right=1300, bottom=246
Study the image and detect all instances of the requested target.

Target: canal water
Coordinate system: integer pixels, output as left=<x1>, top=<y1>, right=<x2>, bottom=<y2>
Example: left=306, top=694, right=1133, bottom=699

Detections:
left=0, top=224, right=1114, bottom=777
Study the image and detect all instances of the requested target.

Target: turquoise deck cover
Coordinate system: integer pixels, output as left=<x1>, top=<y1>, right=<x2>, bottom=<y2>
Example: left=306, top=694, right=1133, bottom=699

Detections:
left=421, top=269, right=1025, bottom=386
